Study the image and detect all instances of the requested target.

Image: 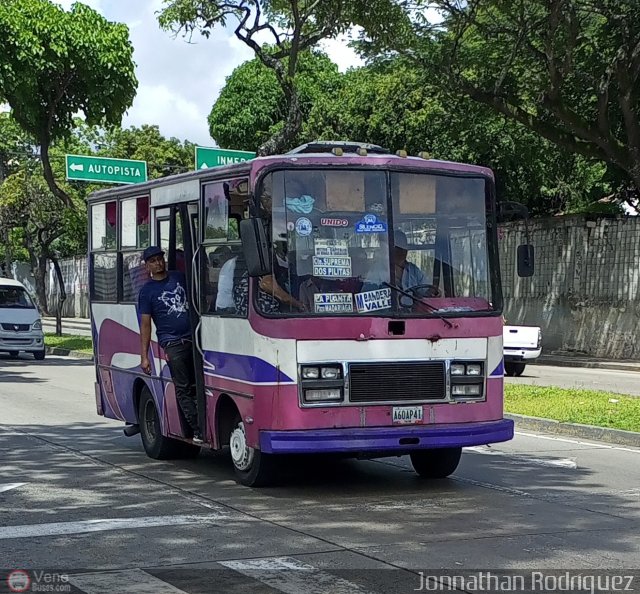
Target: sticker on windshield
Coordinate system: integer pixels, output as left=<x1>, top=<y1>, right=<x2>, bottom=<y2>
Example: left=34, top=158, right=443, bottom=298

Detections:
left=355, top=214, right=387, bottom=234
left=314, top=239, right=349, bottom=257
left=321, top=217, right=349, bottom=227
left=295, top=217, right=313, bottom=237
left=355, top=288, right=392, bottom=312
left=312, top=256, right=352, bottom=278
left=314, top=293, right=353, bottom=313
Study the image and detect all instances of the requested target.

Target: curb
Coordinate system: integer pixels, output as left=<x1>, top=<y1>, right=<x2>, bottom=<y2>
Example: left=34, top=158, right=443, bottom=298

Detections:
left=506, top=413, right=640, bottom=448
left=45, top=346, right=94, bottom=361
left=533, top=357, right=640, bottom=373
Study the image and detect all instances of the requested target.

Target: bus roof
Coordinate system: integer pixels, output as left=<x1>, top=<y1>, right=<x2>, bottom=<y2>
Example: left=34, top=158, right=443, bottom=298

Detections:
left=86, top=151, right=493, bottom=203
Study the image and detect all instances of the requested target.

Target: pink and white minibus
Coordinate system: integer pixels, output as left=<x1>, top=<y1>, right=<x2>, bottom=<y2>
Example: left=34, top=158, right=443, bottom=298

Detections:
left=89, top=141, right=534, bottom=486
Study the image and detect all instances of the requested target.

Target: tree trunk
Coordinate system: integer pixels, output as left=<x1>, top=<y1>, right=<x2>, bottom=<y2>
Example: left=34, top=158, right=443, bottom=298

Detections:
left=258, top=87, right=303, bottom=156
left=32, top=255, right=49, bottom=315
left=1, top=229, right=12, bottom=279
left=51, top=255, right=66, bottom=336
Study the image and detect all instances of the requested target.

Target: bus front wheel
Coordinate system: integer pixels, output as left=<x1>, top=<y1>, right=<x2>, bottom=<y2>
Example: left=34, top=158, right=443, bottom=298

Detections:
left=410, top=447, right=462, bottom=479
left=139, top=387, right=193, bottom=460
left=229, top=416, right=275, bottom=487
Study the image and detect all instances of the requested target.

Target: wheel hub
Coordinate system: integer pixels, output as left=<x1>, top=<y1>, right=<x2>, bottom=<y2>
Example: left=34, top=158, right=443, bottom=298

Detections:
left=230, top=422, right=254, bottom=471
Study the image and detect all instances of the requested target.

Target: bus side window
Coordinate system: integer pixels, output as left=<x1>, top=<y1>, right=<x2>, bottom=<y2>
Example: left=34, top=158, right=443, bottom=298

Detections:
left=202, top=179, right=248, bottom=316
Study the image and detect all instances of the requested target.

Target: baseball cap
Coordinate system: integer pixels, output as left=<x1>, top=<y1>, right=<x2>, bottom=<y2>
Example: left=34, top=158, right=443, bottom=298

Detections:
left=394, top=230, right=409, bottom=250
left=143, top=246, right=165, bottom=261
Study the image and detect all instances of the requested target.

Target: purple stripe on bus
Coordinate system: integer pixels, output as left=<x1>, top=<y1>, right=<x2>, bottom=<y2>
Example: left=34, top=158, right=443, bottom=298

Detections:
left=203, top=350, right=294, bottom=384
left=490, top=359, right=504, bottom=376
left=259, top=419, right=514, bottom=454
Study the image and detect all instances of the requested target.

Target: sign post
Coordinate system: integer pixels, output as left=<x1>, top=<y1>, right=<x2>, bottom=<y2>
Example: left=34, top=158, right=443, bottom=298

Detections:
left=65, top=154, right=147, bottom=184
left=195, top=147, right=256, bottom=170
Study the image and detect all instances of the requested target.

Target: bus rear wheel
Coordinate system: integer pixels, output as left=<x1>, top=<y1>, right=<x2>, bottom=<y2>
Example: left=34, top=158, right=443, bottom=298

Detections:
left=139, top=387, right=199, bottom=460
left=410, top=447, right=462, bottom=479
left=229, top=416, right=275, bottom=487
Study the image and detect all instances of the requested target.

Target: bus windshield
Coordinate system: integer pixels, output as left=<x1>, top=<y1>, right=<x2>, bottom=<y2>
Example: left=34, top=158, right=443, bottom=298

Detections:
left=257, top=168, right=495, bottom=317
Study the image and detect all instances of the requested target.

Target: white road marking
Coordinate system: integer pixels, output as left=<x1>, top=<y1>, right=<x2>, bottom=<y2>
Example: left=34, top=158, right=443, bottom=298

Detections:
left=515, top=430, right=640, bottom=454
left=69, top=569, right=189, bottom=594
left=468, top=446, right=578, bottom=469
left=0, top=513, right=227, bottom=540
left=219, top=556, right=373, bottom=594
left=0, top=483, right=26, bottom=494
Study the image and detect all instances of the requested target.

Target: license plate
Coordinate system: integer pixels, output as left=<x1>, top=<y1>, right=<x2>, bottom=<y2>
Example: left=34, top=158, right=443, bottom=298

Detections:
left=392, top=406, right=423, bottom=424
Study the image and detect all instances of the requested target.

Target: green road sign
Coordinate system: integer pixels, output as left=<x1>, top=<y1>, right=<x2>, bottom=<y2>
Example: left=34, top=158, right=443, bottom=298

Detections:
left=65, top=154, right=147, bottom=184
left=195, top=146, right=256, bottom=170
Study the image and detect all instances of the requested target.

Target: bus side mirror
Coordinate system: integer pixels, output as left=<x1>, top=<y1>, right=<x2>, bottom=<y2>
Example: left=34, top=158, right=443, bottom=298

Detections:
left=239, top=218, right=272, bottom=277
left=517, top=244, right=535, bottom=277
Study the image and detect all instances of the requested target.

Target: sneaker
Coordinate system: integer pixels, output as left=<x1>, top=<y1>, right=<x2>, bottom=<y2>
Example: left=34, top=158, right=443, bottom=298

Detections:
left=192, top=432, right=204, bottom=445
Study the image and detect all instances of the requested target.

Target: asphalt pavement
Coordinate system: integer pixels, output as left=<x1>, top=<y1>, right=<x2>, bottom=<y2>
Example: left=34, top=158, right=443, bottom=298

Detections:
left=1, top=355, right=639, bottom=593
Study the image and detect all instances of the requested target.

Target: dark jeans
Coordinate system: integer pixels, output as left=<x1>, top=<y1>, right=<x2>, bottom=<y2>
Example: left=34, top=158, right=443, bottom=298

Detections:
left=164, top=340, right=200, bottom=435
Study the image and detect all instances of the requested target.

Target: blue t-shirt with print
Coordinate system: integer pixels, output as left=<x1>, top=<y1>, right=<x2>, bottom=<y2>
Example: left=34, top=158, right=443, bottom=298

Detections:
left=138, top=271, right=191, bottom=347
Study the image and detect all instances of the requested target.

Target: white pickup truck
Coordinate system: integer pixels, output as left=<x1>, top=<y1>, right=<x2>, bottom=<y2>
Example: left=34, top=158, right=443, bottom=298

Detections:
left=503, top=324, right=542, bottom=376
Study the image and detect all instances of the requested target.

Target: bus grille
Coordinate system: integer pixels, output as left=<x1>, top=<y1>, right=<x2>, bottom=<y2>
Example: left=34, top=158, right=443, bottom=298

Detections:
left=348, top=362, right=446, bottom=402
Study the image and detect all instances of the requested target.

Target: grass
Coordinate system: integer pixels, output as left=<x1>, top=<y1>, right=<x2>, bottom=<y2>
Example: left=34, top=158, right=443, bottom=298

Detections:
left=44, top=333, right=93, bottom=354
left=505, top=384, right=640, bottom=433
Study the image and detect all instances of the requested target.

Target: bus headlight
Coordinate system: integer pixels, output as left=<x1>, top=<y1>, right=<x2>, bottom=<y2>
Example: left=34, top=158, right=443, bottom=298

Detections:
left=301, top=366, right=319, bottom=379
left=304, top=388, right=342, bottom=402
left=451, top=363, right=466, bottom=375
left=321, top=367, right=341, bottom=379
left=466, top=364, right=482, bottom=376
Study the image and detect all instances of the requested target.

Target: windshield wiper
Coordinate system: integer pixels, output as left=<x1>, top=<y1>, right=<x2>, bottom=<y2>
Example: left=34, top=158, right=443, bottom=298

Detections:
left=382, top=282, right=454, bottom=328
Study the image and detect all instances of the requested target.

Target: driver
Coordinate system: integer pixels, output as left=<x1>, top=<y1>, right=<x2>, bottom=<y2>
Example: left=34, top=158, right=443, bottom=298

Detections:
left=394, top=230, right=439, bottom=297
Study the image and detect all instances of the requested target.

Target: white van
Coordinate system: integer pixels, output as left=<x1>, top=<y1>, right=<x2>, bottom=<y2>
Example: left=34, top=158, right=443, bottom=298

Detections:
left=0, top=278, right=45, bottom=360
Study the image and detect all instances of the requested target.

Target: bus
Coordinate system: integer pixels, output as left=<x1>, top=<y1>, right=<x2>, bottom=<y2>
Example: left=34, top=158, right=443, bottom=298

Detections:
left=88, top=141, right=534, bottom=486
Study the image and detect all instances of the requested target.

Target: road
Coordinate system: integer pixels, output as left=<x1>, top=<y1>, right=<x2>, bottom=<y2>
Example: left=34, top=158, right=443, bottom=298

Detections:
left=1, top=355, right=639, bottom=593
left=507, top=363, right=640, bottom=396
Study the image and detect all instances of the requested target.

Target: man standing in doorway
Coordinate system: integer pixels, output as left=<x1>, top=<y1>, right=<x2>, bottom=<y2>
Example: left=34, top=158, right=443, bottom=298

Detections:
left=138, top=246, right=203, bottom=444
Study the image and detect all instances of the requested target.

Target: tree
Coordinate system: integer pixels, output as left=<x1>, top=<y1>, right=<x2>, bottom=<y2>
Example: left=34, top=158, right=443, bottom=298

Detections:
left=158, top=0, right=412, bottom=154
left=0, top=0, right=137, bottom=208
left=209, top=50, right=341, bottom=150
left=0, top=169, right=84, bottom=313
left=370, top=0, right=640, bottom=207
left=101, top=125, right=196, bottom=179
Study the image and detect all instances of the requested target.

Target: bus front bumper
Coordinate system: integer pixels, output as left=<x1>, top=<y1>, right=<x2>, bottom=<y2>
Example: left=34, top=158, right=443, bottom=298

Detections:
left=259, top=419, right=514, bottom=454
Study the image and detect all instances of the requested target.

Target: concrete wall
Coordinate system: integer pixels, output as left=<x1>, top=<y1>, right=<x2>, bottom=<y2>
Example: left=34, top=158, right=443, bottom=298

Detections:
left=499, top=215, right=640, bottom=359
left=11, top=257, right=89, bottom=318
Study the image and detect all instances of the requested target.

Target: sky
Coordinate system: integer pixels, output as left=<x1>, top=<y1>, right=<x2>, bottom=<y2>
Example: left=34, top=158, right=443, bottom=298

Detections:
left=57, top=0, right=364, bottom=148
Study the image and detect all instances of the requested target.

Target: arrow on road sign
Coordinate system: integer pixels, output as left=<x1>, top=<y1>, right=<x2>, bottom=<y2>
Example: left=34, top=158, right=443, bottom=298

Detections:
left=200, top=163, right=209, bottom=169
left=70, top=163, right=84, bottom=172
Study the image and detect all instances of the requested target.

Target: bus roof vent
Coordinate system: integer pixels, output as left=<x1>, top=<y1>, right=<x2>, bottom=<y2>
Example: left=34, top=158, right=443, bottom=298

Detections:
left=286, top=140, right=390, bottom=155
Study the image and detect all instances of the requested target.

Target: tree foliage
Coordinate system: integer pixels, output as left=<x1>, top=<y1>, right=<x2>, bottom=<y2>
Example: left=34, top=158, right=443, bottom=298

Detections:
left=213, top=52, right=611, bottom=213
left=159, top=0, right=412, bottom=154
left=366, top=0, right=640, bottom=208
left=0, top=0, right=137, bottom=207
left=209, top=51, right=340, bottom=151
left=101, top=125, right=196, bottom=178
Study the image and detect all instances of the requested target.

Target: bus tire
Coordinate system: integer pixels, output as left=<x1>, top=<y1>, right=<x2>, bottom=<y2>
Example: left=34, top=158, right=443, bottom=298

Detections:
left=139, top=386, right=181, bottom=460
left=410, top=447, right=462, bottom=479
left=229, top=415, right=275, bottom=487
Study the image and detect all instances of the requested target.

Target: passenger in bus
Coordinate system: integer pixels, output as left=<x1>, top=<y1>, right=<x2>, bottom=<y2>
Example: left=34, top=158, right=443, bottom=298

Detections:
left=206, top=246, right=233, bottom=312
left=393, top=230, right=440, bottom=297
left=233, top=271, right=304, bottom=316
left=138, top=246, right=203, bottom=444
